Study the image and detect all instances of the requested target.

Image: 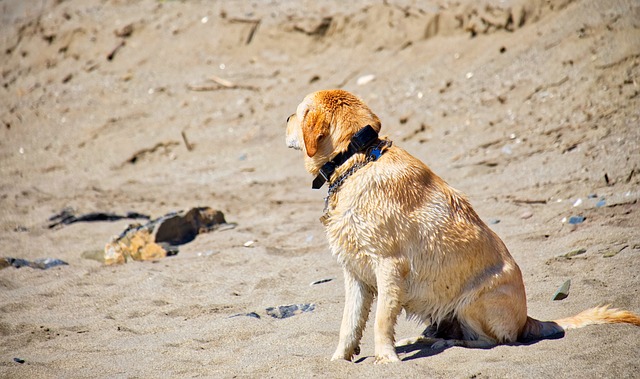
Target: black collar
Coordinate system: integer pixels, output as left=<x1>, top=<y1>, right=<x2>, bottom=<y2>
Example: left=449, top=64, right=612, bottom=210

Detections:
left=312, top=125, right=380, bottom=189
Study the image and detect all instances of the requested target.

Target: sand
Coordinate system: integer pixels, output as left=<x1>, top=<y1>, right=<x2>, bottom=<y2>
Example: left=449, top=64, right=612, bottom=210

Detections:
left=1, top=0, right=639, bottom=377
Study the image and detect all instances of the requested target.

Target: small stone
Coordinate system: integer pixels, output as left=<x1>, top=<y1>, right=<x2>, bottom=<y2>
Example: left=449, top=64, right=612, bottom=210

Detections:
left=356, top=74, right=375, bottom=86
left=243, top=240, right=255, bottom=248
left=488, top=219, right=501, bottom=225
left=31, top=258, right=68, bottom=270
left=561, top=248, right=586, bottom=259
left=520, top=211, right=533, bottom=219
left=265, top=303, right=315, bottom=319
left=310, top=278, right=333, bottom=286
left=568, top=216, right=585, bottom=225
left=229, top=312, right=261, bottom=319
left=114, top=23, right=134, bottom=38
left=13, top=358, right=25, bottom=364
left=0, top=257, right=68, bottom=270
left=595, top=199, right=606, bottom=208
left=572, top=198, right=582, bottom=207
left=552, top=279, right=571, bottom=301
left=197, top=250, right=218, bottom=257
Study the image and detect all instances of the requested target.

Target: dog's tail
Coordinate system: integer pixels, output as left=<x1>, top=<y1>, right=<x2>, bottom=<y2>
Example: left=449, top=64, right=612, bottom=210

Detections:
left=519, top=305, right=640, bottom=342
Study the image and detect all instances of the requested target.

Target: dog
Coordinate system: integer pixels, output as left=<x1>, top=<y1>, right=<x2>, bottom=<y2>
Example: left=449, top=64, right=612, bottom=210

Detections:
left=285, top=89, right=640, bottom=364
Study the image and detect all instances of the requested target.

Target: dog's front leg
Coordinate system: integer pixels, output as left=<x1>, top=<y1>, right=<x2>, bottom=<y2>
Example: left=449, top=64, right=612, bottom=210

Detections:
left=331, top=268, right=374, bottom=361
left=373, top=257, right=406, bottom=364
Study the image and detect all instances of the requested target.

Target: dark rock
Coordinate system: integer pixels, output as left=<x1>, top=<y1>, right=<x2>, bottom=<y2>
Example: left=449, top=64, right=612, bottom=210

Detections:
left=13, top=358, right=25, bottom=364
left=104, top=207, right=234, bottom=265
left=154, top=207, right=226, bottom=245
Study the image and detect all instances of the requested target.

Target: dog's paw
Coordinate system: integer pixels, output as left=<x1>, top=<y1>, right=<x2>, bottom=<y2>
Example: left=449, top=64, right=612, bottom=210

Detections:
left=395, top=336, right=419, bottom=347
left=396, top=335, right=438, bottom=347
left=374, top=352, right=401, bottom=364
left=331, top=348, right=354, bottom=362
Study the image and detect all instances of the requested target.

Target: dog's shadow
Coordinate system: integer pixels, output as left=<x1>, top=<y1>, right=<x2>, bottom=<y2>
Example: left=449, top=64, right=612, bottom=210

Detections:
left=352, top=343, right=446, bottom=363
left=389, top=331, right=565, bottom=362
left=395, top=341, right=453, bottom=361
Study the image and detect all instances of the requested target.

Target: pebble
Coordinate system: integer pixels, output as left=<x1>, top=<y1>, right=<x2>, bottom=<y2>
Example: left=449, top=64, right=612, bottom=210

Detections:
left=488, top=219, right=501, bottom=225
left=243, top=240, right=255, bottom=248
left=0, top=257, right=68, bottom=270
left=568, top=216, right=585, bottom=225
left=265, top=303, right=315, bottom=319
left=572, top=198, right=582, bottom=207
left=197, top=250, right=218, bottom=257
left=310, top=278, right=333, bottom=286
left=356, top=74, right=375, bottom=86
left=229, top=312, right=261, bottom=319
left=561, top=248, right=586, bottom=259
left=520, top=211, right=533, bottom=219
left=13, top=358, right=25, bottom=364
left=552, top=279, right=571, bottom=301
left=595, top=198, right=606, bottom=208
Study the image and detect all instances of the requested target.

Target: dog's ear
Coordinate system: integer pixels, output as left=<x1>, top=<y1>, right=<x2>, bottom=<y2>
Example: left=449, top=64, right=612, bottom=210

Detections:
left=302, top=109, right=327, bottom=158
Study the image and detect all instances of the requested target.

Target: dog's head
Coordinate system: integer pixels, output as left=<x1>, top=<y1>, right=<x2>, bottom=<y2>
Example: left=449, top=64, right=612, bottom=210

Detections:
left=285, top=89, right=381, bottom=175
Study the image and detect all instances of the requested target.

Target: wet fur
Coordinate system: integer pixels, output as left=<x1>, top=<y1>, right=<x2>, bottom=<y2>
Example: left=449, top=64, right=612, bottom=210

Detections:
left=286, top=89, right=640, bottom=363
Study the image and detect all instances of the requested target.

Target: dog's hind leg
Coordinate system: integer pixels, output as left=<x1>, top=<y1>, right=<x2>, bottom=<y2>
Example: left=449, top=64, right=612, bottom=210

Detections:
left=331, top=268, right=374, bottom=361
left=455, top=281, right=528, bottom=347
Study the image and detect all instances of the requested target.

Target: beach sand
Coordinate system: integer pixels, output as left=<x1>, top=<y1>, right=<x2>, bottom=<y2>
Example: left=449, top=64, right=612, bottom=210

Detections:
left=1, top=0, right=639, bottom=377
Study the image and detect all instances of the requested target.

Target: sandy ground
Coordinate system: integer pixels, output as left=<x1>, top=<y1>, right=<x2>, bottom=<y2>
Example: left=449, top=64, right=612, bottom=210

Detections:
left=1, top=0, right=639, bottom=377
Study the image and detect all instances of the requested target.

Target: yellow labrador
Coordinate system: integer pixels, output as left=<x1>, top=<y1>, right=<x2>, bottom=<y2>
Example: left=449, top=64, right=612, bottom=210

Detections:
left=286, top=89, right=640, bottom=364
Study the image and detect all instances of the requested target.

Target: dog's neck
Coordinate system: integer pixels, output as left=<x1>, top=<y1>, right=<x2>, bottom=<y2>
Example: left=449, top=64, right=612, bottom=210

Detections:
left=312, top=125, right=381, bottom=189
